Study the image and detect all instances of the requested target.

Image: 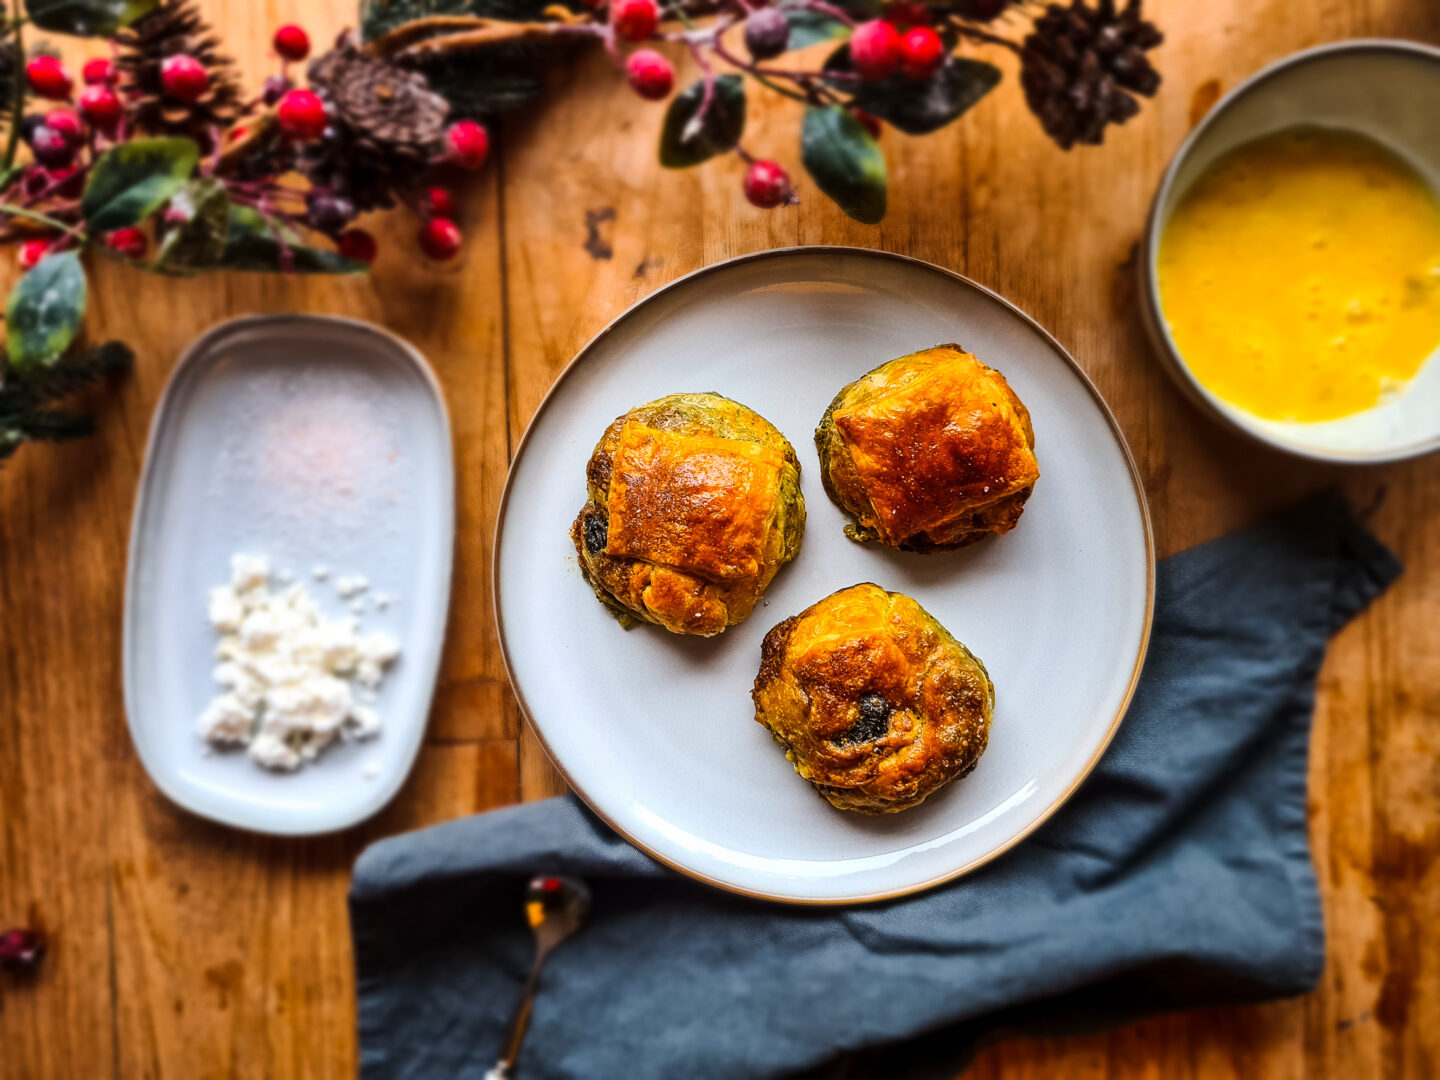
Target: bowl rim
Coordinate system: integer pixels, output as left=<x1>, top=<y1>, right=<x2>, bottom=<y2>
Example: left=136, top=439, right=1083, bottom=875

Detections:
left=1140, top=37, right=1440, bottom=465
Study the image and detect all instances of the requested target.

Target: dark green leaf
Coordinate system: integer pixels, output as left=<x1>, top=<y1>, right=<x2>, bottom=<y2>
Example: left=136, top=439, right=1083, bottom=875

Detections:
left=801, top=104, right=886, bottom=224
left=660, top=75, right=746, bottom=169
left=783, top=9, right=853, bottom=49
left=6, top=251, right=86, bottom=372
left=155, top=178, right=230, bottom=270
left=829, top=48, right=1002, bottom=135
left=26, top=0, right=157, bottom=36
left=218, top=206, right=367, bottom=275
left=82, top=138, right=199, bottom=232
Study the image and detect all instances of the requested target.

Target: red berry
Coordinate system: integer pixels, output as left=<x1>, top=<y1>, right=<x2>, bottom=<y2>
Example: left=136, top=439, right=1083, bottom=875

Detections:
left=44, top=108, right=83, bottom=143
left=744, top=7, right=791, bottom=60
left=82, top=57, right=114, bottom=86
left=43, top=166, right=85, bottom=199
left=229, top=125, right=249, bottom=141
left=743, top=159, right=792, bottom=209
left=78, top=85, right=122, bottom=129
left=30, top=126, right=74, bottom=169
left=337, top=228, right=378, bottom=265
left=26, top=56, right=73, bottom=101
left=853, top=108, right=883, bottom=139
left=0, top=928, right=44, bottom=973
left=444, top=120, right=489, bottom=170
left=161, top=55, right=209, bottom=102
left=849, top=19, right=903, bottom=81
left=900, top=25, right=944, bottom=80
left=273, top=24, right=311, bottom=62
left=612, top=0, right=659, bottom=42
left=625, top=49, right=674, bottom=101
left=277, top=89, right=327, bottom=141
left=883, top=1, right=930, bottom=28
left=418, top=217, right=462, bottom=261
left=424, top=186, right=455, bottom=218
left=106, top=227, right=148, bottom=260
left=18, top=240, right=50, bottom=270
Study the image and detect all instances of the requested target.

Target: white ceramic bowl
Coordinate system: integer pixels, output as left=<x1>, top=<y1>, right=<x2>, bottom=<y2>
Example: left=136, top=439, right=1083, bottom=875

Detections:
left=1141, top=39, right=1440, bottom=463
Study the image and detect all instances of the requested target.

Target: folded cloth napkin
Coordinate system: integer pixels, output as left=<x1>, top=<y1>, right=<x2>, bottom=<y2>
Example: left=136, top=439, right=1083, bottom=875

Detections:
left=351, top=493, right=1400, bottom=1080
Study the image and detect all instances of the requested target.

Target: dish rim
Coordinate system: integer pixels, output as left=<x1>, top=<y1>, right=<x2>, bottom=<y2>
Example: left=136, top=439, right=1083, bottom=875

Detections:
left=122, top=312, right=456, bottom=836
left=492, top=245, right=1156, bottom=904
left=1139, top=37, right=1440, bottom=465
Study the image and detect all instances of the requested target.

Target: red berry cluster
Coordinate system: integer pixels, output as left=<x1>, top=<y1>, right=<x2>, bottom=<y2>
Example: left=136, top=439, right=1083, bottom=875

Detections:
left=850, top=11, right=946, bottom=82
left=258, top=24, right=489, bottom=264
left=12, top=54, right=152, bottom=269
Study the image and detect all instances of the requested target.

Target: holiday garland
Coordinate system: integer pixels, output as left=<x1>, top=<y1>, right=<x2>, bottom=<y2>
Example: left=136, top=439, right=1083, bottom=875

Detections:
left=0, top=0, right=1161, bottom=462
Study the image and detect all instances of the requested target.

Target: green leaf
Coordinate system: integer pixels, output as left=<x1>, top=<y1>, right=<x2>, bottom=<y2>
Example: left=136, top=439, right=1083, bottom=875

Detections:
left=154, top=178, right=230, bottom=270
left=6, top=252, right=86, bottom=372
left=82, top=138, right=199, bottom=233
left=830, top=49, right=1002, bottom=135
left=660, top=75, right=746, bottom=169
left=218, top=206, right=368, bottom=275
left=801, top=105, right=886, bottom=224
left=783, top=9, right=853, bottom=49
left=26, top=0, right=157, bottom=36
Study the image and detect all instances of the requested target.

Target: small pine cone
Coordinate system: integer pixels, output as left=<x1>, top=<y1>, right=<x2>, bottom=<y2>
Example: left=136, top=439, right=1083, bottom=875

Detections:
left=1020, top=0, right=1163, bottom=150
left=115, top=0, right=246, bottom=147
left=303, top=34, right=449, bottom=210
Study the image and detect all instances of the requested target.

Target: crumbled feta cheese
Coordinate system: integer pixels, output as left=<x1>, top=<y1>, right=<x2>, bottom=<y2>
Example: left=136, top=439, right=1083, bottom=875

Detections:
left=207, top=586, right=245, bottom=634
left=335, top=574, right=369, bottom=599
left=197, top=555, right=400, bottom=771
left=231, top=553, right=270, bottom=593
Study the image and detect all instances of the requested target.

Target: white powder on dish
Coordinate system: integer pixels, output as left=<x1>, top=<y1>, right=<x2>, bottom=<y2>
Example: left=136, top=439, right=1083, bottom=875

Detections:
left=197, top=554, right=400, bottom=771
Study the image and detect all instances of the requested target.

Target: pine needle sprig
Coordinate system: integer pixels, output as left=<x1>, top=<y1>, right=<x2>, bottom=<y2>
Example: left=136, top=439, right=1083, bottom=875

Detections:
left=0, top=342, right=133, bottom=463
left=26, top=342, right=134, bottom=403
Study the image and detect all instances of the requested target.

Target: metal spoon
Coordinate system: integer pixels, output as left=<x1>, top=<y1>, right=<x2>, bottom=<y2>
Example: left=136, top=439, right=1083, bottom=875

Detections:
left=484, top=875, right=592, bottom=1080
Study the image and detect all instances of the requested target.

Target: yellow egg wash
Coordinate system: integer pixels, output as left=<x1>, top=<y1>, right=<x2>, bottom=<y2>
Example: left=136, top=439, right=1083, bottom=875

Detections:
left=1158, top=128, right=1440, bottom=422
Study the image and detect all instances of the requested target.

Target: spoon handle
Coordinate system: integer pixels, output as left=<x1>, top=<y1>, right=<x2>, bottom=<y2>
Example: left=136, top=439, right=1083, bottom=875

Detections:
left=484, top=951, right=546, bottom=1080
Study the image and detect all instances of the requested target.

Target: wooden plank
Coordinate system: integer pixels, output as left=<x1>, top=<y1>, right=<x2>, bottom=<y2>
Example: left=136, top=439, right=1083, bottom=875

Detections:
left=0, top=0, right=1436, bottom=1076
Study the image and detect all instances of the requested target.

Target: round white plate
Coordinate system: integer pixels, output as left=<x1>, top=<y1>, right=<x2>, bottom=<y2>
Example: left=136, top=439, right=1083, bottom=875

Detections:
left=496, top=248, right=1153, bottom=903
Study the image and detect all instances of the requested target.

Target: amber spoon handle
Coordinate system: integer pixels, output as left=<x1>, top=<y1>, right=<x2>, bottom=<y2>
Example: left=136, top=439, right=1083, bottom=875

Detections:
left=483, top=875, right=591, bottom=1080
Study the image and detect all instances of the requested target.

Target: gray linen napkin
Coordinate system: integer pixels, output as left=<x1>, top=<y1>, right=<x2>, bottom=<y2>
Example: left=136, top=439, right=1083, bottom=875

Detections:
left=351, top=493, right=1400, bottom=1080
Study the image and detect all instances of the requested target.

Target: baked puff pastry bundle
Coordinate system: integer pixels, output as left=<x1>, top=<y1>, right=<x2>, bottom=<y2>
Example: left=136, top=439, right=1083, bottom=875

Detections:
left=752, top=583, right=993, bottom=814
left=571, top=392, right=806, bottom=637
left=816, top=345, right=1039, bottom=552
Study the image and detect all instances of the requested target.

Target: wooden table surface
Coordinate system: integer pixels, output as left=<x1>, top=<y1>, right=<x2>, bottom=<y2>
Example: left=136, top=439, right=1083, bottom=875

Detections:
left=2, top=1, right=1438, bottom=1076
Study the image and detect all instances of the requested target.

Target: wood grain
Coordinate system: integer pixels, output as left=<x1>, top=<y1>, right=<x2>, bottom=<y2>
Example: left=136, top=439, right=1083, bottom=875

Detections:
left=0, top=1, right=1437, bottom=1076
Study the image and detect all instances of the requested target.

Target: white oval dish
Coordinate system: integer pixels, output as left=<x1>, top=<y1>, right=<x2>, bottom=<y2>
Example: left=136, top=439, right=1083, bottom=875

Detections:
left=124, top=315, right=454, bottom=835
left=1141, top=39, right=1440, bottom=463
left=495, top=248, right=1154, bottom=903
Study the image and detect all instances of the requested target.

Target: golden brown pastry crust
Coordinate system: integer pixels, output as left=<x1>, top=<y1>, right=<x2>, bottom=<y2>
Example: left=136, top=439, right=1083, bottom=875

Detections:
left=752, top=583, right=993, bottom=814
left=815, top=345, right=1039, bottom=551
left=571, top=393, right=805, bottom=636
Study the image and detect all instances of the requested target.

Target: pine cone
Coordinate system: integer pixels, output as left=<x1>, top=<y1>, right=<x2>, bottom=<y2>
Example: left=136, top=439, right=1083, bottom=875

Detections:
left=1020, top=0, right=1162, bottom=150
left=301, top=35, right=450, bottom=213
left=115, top=0, right=245, bottom=146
